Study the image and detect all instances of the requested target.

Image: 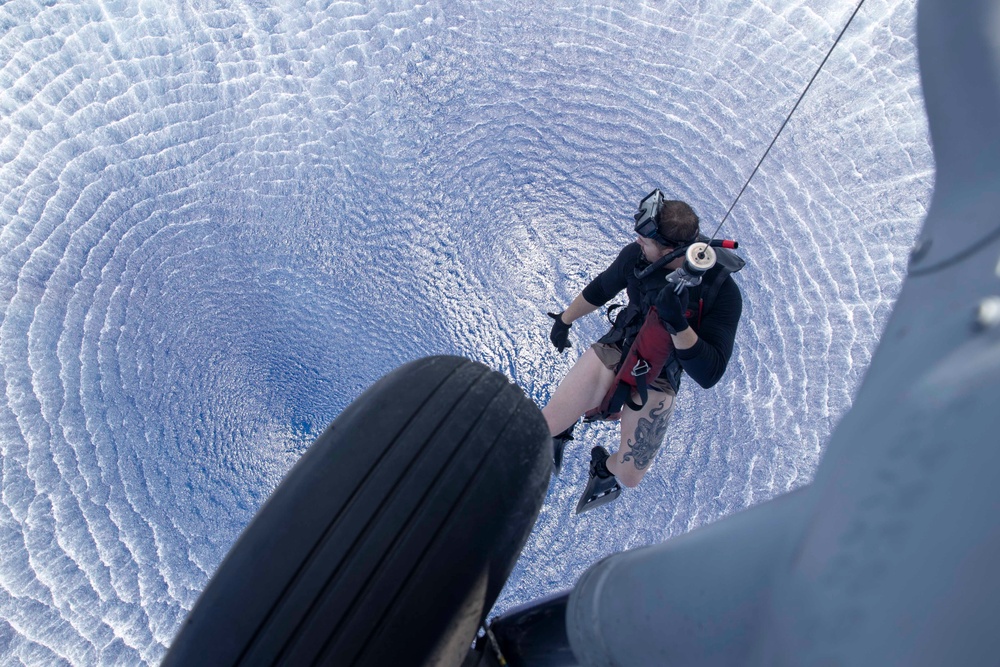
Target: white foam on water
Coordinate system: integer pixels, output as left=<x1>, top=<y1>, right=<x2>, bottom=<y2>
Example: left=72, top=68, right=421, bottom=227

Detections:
left=0, top=0, right=931, bottom=662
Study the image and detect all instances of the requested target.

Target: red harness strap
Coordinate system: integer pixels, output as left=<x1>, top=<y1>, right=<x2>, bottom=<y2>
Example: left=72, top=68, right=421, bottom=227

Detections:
left=585, top=307, right=675, bottom=422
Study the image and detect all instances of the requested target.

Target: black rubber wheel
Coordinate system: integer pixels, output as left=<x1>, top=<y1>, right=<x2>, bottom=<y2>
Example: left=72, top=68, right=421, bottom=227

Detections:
left=162, top=356, right=552, bottom=667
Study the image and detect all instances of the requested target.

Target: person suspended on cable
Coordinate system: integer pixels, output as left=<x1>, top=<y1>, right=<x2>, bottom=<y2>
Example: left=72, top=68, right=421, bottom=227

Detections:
left=543, top=189, right=744, bottom=513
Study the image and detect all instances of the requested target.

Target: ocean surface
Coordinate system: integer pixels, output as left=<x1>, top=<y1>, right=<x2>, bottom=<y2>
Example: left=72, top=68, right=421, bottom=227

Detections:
left=0, top=0, right=933, bottom=663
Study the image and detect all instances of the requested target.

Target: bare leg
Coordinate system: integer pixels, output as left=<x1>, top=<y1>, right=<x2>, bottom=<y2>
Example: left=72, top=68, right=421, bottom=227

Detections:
left=607, top=390, right=675, bottom=488
left=542, top=347, right=616, bottom=436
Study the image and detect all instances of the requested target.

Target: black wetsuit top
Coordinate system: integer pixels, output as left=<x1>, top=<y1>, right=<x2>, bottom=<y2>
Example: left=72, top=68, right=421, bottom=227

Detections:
left=581, top=242, right=743, bottom=390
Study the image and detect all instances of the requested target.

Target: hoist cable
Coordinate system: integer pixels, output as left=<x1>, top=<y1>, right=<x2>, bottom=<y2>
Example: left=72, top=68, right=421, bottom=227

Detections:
left=710, top=0, right=868, bottom=240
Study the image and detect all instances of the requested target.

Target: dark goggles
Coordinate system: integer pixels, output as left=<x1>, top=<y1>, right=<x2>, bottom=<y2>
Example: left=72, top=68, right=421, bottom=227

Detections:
left=633, top=189, right=694, bottom=246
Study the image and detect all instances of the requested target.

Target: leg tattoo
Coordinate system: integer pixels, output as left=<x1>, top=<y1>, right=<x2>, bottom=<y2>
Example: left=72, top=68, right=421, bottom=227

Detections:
left=621, top=402, right=672, bottom=471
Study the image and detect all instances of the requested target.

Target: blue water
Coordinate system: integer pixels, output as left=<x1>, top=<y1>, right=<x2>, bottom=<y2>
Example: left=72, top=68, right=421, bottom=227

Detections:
left=0, top=0, right=931, bottom=663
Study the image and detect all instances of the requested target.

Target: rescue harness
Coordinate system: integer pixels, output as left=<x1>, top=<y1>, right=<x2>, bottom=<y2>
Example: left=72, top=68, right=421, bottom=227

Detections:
left=585, top=238, right=744, bottom=422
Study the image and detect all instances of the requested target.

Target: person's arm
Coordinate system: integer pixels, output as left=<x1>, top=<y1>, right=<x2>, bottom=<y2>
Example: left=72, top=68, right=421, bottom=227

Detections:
left=670, top=325, right=699, bottom=350
left=558, top=292, right=601, bottom=325
left=555, top=244, right=637, bottom=322
left=548, top=244, right=638, bottom=352
left=675, top=279, right=743, bottom=388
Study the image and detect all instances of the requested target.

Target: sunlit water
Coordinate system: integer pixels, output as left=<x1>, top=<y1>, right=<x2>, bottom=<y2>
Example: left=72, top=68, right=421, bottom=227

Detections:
left=0, top=0, right=931, bottom=663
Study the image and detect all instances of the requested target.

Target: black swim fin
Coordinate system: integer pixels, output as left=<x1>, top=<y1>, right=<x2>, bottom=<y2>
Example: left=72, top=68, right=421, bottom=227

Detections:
left=552, top=424, right=575, bottom=475
left=575, top=446, right=621, bottom=514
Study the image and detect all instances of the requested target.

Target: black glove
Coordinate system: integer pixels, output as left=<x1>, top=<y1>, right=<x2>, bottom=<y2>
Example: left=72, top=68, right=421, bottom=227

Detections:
left=547, top=312, right=572, bottom=352
left=654, top=286, right=690, bottom=334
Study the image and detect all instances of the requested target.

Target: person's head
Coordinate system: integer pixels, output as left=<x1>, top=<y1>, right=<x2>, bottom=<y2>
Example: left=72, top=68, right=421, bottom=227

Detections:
left=656, top=200, right=699, bottom=246
left=634, top=189, right=700, bottom=262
